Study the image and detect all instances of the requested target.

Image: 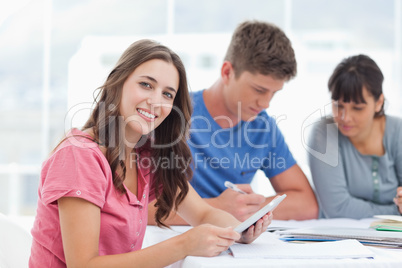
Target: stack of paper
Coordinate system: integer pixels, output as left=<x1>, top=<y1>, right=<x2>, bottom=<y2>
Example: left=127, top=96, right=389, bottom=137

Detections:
left=370, top=215, right=402, bottom=232
left=278, top=226, right=402, bottom=247
left=229, top=233, right=374, bottom=259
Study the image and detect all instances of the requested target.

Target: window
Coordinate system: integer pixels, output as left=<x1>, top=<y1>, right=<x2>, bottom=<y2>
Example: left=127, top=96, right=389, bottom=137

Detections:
left=1, top=0, right=401, bottom=215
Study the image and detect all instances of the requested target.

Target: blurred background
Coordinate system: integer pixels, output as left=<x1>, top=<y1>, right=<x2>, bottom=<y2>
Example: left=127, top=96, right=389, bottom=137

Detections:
left=0, top=0, right=401, bottom=222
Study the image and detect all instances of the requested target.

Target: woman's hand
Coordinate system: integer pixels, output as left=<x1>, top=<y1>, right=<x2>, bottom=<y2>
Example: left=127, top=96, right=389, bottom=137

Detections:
left=180, top=224, right=240, bottom=257
left=394, top=187, right=402, bottom=214
left=237, top=211, right=273, bottom=244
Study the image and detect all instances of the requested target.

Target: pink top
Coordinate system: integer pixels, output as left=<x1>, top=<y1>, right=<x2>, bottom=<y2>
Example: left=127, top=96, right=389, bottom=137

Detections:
left=29, top=129, right=156, bottom=267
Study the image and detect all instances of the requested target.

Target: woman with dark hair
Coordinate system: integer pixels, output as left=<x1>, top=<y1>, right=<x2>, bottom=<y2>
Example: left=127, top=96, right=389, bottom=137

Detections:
left=308, top=54, right=402, bottom=219
left=29, top=39, right=272, bottom=267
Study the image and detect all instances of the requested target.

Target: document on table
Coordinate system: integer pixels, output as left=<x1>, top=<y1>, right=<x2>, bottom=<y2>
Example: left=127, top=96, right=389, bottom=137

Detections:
left=278, top=226, right=402, bottom=247
left=229, top=232, right=374, bottom=259
left=374, top=215, right=402, bottom=222
left=371, top=215, right=402, bottom=232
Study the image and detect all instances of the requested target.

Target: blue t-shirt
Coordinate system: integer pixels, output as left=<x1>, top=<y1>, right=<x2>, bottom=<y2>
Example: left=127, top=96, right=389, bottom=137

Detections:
left=189, top=90, right=296, bottom=198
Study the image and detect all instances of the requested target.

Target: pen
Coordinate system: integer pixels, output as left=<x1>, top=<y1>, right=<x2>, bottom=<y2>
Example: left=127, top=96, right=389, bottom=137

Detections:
left=224, top=181, right=247, bottom=194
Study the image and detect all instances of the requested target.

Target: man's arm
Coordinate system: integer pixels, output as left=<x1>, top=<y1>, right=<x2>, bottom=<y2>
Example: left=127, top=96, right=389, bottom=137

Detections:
left=147, top=164, right=318, bottom=225
left=147, top=165, right=318, bottom=225
left=267, top=164, right=318, bottom=220
left=147, top=184, right=266, bottom=225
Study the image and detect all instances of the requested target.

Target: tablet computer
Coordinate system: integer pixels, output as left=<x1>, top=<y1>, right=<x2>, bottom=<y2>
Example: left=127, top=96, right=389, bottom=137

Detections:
left=234, top=194, right=287, bottom=233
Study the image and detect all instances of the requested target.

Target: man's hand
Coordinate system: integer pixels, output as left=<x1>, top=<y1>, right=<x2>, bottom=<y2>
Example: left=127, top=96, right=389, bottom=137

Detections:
left=207, top=184, right=265, bottom=221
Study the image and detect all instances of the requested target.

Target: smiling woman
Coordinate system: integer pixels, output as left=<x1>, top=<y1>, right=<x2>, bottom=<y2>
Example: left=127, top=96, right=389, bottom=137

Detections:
left=28, top=39, right=272, bottom=268
left=119, top=59, right=179, bottom=144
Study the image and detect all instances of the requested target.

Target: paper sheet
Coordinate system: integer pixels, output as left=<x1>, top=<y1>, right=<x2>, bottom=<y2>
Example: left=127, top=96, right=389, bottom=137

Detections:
left=229, top=233, right=375, bottom=259
left=374, top=215, right=402, bottom=222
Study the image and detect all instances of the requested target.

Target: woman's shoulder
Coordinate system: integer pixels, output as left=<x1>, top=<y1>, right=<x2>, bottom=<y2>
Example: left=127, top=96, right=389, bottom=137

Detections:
left=42, top=129, right=110, bottom=180
left=50, top=128, right=105, bottom=161
left=307, top=116, right=337, bottom=149
left=307, top=116, right=341, bottom=167
left=309, top=116, right=337, bottom=135
left=386, top=114, right=402, bottom=128
left=385, top=115, right=402, bottom=139
left=385, top=115, right=402, bottom=149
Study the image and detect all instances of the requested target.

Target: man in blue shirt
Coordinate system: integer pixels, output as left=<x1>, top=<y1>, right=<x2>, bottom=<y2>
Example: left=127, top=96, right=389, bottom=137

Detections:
left=148, top=20, right=318, bottom=224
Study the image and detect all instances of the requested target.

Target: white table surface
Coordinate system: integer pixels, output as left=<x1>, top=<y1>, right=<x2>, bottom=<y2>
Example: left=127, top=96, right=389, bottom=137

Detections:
left=143, top=218, right=402, bottom=268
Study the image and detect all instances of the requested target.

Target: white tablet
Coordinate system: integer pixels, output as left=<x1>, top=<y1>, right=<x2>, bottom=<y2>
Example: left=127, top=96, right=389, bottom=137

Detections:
left=234, top=194, right=287, bottom=233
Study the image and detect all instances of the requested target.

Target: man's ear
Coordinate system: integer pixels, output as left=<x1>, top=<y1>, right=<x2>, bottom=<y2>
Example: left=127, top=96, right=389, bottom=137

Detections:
left=221, top=61, right=234, bottom=84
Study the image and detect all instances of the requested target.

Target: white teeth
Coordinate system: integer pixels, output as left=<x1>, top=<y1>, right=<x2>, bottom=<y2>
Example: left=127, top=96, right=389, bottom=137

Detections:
left=137, top=109, right=156, bottom=119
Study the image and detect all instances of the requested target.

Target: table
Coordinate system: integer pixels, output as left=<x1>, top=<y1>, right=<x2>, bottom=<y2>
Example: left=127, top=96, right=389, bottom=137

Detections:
left=142, top=218, right=402, bottom=268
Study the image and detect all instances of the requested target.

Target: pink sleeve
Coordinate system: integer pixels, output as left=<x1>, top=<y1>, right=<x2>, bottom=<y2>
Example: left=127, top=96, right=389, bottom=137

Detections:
left=40, top=145, right=110, bottom=208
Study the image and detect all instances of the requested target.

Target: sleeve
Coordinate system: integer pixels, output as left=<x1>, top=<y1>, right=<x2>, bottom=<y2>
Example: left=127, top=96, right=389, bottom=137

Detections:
left=40, top=145, right=108, bottom=208
left=393, top=119, right=402, bottom=186
left=308, top=119, right=398, bottom=219
left=262, top=117, right=296, bottom=178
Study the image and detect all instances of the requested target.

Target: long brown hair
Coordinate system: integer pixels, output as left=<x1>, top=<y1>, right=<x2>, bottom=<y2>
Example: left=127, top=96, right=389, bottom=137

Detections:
left=83, top=39, right=193, bottom=227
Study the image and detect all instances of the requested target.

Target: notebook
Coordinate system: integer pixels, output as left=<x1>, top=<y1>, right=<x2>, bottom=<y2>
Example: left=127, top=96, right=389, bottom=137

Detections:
left=277, top=226, right=402, bottom=247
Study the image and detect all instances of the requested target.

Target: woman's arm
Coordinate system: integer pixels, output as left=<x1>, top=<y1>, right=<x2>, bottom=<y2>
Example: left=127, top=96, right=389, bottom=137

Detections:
left=58, top=186, right=271, bottom=267
left=176, top=183, right=272, bottom=244
left=392, top=119, right=402, bottom=214
left=59, top=197, right=240, bottom=267
left=59, top=197, right=192, bottom=267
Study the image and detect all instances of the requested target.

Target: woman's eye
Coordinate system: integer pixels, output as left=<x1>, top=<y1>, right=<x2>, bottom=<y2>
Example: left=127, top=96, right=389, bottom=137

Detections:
left=164, top=92, right=173, bottom=99
left=140, top=82, right=151, bottom=88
